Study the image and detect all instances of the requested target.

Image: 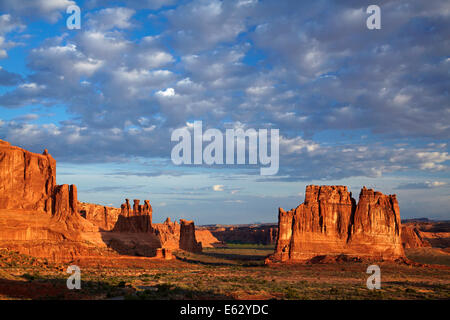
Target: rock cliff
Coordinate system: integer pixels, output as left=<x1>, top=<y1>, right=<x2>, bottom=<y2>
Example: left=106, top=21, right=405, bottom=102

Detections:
left=270, top=185, right=405, bottom=262
left=401, top=225, right=431, bottom=248
left=0, top=139, right=203, bottom=261
left=78, top=202, right=121, bottom=231
left=0, top=140, right=55, bottom=213
left=179, top=219, right=202, bottom=253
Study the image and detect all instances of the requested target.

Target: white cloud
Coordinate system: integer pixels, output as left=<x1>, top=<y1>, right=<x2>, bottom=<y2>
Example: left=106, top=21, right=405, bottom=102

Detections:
left=280, top=136, right=319, bottom=154
left=0, top=0, right=75, bottom=22
left=137, top=51, right=174, bottom=69
left=0, top=14, right=25, bottom=58
left=212, top=184, right=224, bottom=191
left=427, top=181, right=447, bottom=187
left=156, top=87, right=176, bottom=97
left=86, top=7, right=136, bottom=31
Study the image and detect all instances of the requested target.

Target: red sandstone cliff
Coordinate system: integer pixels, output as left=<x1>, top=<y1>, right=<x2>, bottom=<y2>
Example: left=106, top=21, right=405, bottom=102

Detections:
left=179, top=219, right=202, bottom=253
left=401, top=225, right=431, bottom=248
left=0, top=140, right=106, bottom=262
left=78, top=202, right=121, bottom=231
left=0, top=140, right=55, bottom=213
left=0, top=139, right=203, bottom=261
left=81, top=201, right=205, bottom=254
left=195, top=228, right=221, bottom=248
left=270, top=185, right=405, bottom=262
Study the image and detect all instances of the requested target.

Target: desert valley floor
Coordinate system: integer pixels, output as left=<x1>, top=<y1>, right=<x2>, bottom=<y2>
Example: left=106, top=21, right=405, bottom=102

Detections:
left=0, top=244, right=449, bottom=300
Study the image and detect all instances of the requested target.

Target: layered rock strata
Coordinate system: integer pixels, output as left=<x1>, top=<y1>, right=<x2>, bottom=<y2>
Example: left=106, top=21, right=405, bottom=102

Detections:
left=270, top=185, right=405, bottom=262
left=401, top=225, right=431, bottom=248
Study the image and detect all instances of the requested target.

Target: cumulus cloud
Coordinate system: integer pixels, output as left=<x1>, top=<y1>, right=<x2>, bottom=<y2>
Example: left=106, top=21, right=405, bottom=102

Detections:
left=86, top=7, right=136, bottom=31
left=212, top=184, right=224, bottom=191
left=0, top=0, right=448, bottom=186
left=0, top=14, right=25, bottom=58
left=156, top=88, right=176, bottom=97
left=0, top=66, right=22, bottom=85
left=86, top=0, right=176, bottom=11
left=396, top=181, right=448, bottom=190
left=164, top=0, right=253, bottom=53
left=0, top=0, right=75, bottom=22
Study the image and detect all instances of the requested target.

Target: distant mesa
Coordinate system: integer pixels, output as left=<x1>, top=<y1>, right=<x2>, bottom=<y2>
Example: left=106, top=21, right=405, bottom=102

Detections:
left=205, top=224, right=278, bottom=245
left=401, top=224, right=431, bottom=248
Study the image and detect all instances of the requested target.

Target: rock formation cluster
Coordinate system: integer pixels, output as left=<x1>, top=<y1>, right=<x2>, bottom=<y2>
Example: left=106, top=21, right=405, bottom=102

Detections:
left=3, top=139, right=430, bottom=264
left=0, top=139, right=205, bottom=261
left=113, top=199, right=153, bottom=233
left=270, top=185, right=405, bottom=262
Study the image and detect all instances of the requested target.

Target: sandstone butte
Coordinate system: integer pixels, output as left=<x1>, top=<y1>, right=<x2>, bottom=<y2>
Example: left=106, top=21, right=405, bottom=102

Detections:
left=0, top=139, right=214, bottom=262
left=269, top=185, right=406, bottom=262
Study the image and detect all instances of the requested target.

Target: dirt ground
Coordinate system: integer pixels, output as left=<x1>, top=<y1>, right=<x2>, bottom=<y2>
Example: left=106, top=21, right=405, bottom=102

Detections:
left=0, top=245, right=449, bottom=300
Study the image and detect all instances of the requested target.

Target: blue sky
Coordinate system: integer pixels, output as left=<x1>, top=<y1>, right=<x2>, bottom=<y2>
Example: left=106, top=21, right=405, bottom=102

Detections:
left=0, top=0, right=449, bottom=224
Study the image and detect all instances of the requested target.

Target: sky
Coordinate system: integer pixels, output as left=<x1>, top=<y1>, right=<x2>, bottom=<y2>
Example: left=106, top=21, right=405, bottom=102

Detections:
left=0, top=0, right=449, bottom=224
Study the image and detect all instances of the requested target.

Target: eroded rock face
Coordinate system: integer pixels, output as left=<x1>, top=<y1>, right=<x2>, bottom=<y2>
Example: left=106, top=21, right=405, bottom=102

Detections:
left=113, top=198, right=152, bottom=233
left=78, top=202, right=121, bottom=231
left=0, top=139, right=204, bottom=261
left=347, top=187, right=404, bottom=259
left=0, top=140, right=56, bottom=213
left=270, top=185, right=405, bottom=262
left=52, top=184, right=77, bottom=221
left=195, top=229, right=221, bottom=248
left=152, top=217, right=180, bottom=250
left=179, top=219, right=202, bottom=253
left=402, top=225, right=431, bottom=248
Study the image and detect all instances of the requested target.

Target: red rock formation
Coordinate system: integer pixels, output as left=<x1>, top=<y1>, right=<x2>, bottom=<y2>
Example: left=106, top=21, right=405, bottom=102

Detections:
left=155, top=248, right=164, bottom=258
left=347, top=187, right=403, bottom=258
left=81, top=199, right=204, bottom=255
left=270, top=185, right=405, bottom=262
left=275, top=208, right=295, bottom=261
left=113, top=198, right=152, bottom=233
left=0, top=139, right=56, bottom=213
left=179, top=219, right=202, bottom=253
left=52, top=184, right=78, bottom=221
left=0, top=139, right=204, bottom=261
left=152, top=217, right=180, bottom=250
left=195, top=228, right=221, bottom=248
left=0, top=141, right=107, bottom=262
left=401, top=222, right=450, bottom=248
left=78, top=202, right=121, bottom=231
left=402, top=225, right=431, bottom=248
left=163, top=248, right=173, bottom=260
